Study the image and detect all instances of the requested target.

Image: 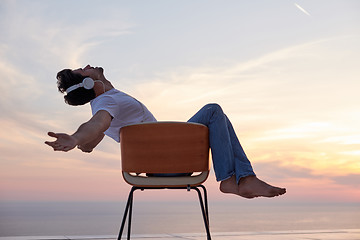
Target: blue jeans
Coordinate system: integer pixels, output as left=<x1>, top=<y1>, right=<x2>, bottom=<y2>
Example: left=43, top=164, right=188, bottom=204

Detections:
left=188, top=104, right=256, bottom=183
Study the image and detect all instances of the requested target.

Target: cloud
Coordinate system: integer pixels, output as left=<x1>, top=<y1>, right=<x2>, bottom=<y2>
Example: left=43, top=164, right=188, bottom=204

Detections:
left=255, top=122, right=333, bottom=141
left=331, top=174, right=360, bottom=187
left=130, top=35, right=360, bottom=128
left=0, top=1, right=134, bottom=69
left=0, top=60, right=41, bottom=103
left=253, top=160, right=316, bottom=179
left=320, top=135, right=360, bottom=145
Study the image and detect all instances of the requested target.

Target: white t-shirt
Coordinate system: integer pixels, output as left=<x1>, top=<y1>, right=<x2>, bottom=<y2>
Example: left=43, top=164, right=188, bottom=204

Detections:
left=90, top=88, right=157, bottom=142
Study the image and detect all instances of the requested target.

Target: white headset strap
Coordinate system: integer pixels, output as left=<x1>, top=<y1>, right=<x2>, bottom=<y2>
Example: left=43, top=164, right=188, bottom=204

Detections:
left=65, top=83, right=83, bottom=94
left=65, top=77, right=94, bottom=94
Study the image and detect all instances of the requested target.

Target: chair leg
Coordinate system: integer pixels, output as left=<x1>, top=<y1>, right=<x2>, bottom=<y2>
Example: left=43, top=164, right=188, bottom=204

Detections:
left=127, top=190, right=134, bottom=240
left=192, top=185, right=211, bottom=240
left=118, top=186, right=211, bottom=240
left=118, top=187, right=136, bottom=240
left=198, top=185, right=210, bottom=226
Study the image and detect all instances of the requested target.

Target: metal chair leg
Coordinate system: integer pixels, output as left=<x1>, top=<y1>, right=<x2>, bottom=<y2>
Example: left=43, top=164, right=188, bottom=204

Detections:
left=198, top=185, right=209, bottom=226
left=192, top=186, right=211, bottom=240
left=118, top=187, right=135, bottom=240
left=127, top=190, right=134, bottom=240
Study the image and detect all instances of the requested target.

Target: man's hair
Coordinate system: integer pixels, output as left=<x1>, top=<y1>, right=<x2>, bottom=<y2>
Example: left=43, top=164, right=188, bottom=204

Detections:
left=56, top=69, right=96, bottom=106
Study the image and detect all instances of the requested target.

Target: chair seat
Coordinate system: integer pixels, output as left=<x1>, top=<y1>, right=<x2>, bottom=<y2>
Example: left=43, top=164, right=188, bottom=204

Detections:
left=122, top=171, right=209, bottom=187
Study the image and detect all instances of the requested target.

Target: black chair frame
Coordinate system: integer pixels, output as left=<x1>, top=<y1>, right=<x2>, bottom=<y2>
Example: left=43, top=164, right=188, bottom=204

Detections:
left=117, top=184, right=211, bottom=240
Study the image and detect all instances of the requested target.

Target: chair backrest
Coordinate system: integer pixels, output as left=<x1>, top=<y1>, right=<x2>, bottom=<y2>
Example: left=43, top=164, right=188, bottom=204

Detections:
left=120, top=122, right=210, bottom=174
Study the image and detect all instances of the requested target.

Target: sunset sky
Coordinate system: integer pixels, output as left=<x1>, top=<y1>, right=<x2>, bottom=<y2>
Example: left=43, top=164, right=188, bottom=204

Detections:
left=0, top=0, right=359, bottom=203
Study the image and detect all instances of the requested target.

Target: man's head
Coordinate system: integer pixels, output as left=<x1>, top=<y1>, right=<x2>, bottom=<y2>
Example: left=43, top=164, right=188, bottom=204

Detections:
left=56, top=65, right=104, bottom=106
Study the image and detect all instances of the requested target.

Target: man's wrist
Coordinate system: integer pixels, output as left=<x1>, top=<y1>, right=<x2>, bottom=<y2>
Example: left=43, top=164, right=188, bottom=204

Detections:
left=71, top=134, right=81, bottom=146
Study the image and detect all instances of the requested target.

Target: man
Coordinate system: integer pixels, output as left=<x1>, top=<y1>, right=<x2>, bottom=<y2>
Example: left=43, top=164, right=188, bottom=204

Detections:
left=45, top=64, right=286, bottom=199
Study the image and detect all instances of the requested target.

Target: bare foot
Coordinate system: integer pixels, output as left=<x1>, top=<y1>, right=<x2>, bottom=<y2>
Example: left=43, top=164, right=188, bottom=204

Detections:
left=219, top=175, right=240, bottom=195
left=220, top=175, right=286, bottom=199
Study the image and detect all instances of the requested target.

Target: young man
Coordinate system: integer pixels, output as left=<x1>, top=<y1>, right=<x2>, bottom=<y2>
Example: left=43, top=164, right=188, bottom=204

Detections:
left=45, top=65, right=286, bottom=199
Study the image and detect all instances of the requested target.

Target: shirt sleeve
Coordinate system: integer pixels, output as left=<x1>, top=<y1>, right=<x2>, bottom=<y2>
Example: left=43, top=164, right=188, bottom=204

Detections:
left=91, top=95, right=119, bottom=119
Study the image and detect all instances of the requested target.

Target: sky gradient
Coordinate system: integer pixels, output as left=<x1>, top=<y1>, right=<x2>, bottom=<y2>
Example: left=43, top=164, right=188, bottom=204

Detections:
left=0, top=0, right=359, bottom=203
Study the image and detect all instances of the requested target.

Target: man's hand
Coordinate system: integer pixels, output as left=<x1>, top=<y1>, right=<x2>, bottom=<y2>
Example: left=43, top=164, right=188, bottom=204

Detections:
left=45, top=132, right=78, bottom=152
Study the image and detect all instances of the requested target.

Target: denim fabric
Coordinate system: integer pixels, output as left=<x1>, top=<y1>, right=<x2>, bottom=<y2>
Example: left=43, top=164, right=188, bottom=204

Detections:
left=188, top=104, right=255, bottom=183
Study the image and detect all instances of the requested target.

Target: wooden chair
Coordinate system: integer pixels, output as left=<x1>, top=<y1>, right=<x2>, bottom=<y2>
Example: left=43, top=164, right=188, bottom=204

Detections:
left=117, top=122, right=211, bottom=240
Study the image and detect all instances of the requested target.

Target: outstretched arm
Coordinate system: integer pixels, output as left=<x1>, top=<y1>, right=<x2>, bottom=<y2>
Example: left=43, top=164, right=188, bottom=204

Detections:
left=45, top=110, right=112, bottom=152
